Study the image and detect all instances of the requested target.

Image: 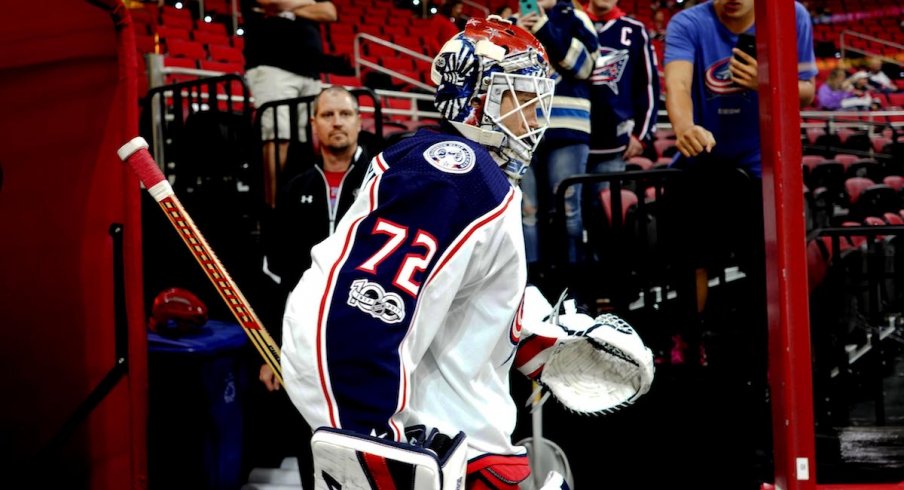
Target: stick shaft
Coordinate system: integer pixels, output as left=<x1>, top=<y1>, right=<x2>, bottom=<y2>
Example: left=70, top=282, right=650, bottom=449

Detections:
left=118, top=137, right=282, bottom=384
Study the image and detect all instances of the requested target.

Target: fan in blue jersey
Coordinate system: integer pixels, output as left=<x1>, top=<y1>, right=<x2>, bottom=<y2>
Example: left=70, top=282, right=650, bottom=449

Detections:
left=515, top=0, right=600, bottom=274
left=660, top=0, right=817, bottom=476
left=661, top=0, right=817, bottom=310
left=585, top=0, right=660, bottom=180
left=281, top=16, right=560, bottom=489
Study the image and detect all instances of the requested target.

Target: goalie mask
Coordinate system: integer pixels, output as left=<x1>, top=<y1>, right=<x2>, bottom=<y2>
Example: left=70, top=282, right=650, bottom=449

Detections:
left=431, top=16, right=554, bottom=182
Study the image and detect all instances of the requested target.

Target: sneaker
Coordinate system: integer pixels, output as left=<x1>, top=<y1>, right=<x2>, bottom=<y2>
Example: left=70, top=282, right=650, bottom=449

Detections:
left=670, top=334, right=687, bottom=365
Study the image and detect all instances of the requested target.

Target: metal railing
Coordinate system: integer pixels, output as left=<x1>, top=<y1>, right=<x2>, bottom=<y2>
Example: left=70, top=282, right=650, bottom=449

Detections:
left=839, top=30, right=904, bottom=66
left=353, top=32, right=436, bottom=93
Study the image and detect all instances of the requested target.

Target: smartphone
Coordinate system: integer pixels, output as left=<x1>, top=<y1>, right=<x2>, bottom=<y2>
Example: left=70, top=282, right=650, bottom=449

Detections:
left=735, top=32, right=757, bottom=60
left=519, top=0, right=541, bottom=17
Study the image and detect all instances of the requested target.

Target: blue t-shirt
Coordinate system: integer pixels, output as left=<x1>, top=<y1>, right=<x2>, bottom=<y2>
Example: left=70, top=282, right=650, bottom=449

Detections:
left=664, top=0, right=817, bottom=177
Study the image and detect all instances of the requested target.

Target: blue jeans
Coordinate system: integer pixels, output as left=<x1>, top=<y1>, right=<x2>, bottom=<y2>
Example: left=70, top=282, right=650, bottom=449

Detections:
left=522, top=143, right=590, bottom=264
left=589, top=153, right=626, bottom=193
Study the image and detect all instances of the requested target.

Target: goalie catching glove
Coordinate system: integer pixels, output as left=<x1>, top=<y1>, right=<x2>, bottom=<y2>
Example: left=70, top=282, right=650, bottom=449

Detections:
left=514, top=286, right=655, bottom=415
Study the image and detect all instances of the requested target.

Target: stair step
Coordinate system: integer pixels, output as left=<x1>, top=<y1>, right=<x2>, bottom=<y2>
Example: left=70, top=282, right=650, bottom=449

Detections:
left=247, top=467, right=301, bottom=485
left=280, top=457, right=299, bottom=470
left=240, top=484, right=301, bottom=490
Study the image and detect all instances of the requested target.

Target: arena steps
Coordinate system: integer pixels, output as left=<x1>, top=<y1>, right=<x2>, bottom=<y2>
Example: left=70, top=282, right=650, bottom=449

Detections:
left=241, top=457, right=303, bottom=490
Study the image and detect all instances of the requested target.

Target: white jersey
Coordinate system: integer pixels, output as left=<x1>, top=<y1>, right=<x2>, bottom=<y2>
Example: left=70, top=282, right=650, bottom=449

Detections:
left=281, top=129, right=528, bottom=460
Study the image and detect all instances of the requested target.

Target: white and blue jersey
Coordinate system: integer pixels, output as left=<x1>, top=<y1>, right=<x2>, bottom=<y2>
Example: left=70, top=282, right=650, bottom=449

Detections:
left=531, top=0, right=599, bottom=146
left=281, top=128, right=529, bottom=460
left=664, top=0, right=817, bottom=176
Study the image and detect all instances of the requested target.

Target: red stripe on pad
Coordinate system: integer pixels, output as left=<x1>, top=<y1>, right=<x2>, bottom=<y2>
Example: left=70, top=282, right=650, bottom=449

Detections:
left=362, top=451, right=398, bottom=490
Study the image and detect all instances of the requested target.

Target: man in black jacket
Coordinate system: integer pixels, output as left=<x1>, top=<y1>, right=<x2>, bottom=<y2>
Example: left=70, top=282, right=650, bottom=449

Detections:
left=253, top=86, right=370, bottom=488
left=266, top=86, right=371, bottom=303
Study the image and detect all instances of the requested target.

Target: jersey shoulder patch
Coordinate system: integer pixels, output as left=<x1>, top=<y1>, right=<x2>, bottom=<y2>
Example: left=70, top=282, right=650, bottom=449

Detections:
left=422, top=140, right=476, bottom=174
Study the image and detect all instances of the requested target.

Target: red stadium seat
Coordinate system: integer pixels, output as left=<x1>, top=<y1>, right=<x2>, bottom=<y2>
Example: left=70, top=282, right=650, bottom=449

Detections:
left=163, top=56, right=197, bottom=69
left=136, top=34, right=157, bottom=54
left=871, top=135, right=892, bottom=152
left=155, top=25, right=191, bottom=42
left=626, top=156, right=653, bottom=171
left=845, top=176, right=876, bottom=205
left=883, top=175, right=904, bottom=192
left=193, top=30, right=231, bottom=47
left=196, top=20, right=228, bottom=35
left=324, top=74, right=363, bottom=87
left=599, top=189, right=639, bottom=225
left=166, top=39, right=207, bottom=61
left=833, top=153, right=859, bottom=170
left=654, top=139, right=677, bottom=158
left=802, top=155, right=827, bottom=171
left=888, top=93, right=904, bottom=108
left=199, top=60, right=243, bottom=74
left=161, top=13, right=194, bottom=30
left=208, top=45, right=244, bottom=63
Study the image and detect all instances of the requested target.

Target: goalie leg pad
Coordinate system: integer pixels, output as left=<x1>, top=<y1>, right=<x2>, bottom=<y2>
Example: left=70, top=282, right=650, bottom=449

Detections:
left=311, top=427, right=467, bottom=490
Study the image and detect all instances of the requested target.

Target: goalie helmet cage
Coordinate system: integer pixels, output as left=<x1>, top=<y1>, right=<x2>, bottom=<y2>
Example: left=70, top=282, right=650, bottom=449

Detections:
left=758, top=1, right=899, bottom=490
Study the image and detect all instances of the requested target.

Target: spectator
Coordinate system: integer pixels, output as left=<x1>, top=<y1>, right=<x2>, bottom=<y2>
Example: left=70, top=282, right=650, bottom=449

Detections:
left=662, top=0, right=816, bottom=477
left=856, top=56, right=899, bottom=94
left=816, top=68, right=870, bottom=110
left=663, top=0, right=816, bottom=178
left=280, top=17, right=561, bottom=489
left=650, top=7, right=669, bottom=41
left=846, top=71, right=884, bottom=109
left=240, top=0, right=338, bottom=208
left=585, top=0, right=660, bottom=187
left=266, top=86, right=372, bottom=303
left=496, top=4, right=514, bottom=19
left=256, top=86, right=370, bottom=490
left=517, top=0, right=599, bottom=291
left=429, top=0, right=467, bottom=54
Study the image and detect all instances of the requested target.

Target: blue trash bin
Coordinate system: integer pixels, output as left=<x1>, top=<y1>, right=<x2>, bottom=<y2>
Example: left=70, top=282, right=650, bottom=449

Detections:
left=148, top=320, right=250, bottom=490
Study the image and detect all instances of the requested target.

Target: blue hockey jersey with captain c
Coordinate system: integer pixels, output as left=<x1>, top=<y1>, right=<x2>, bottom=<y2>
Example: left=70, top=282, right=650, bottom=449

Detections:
left=587, top=7, right=660, bottom=154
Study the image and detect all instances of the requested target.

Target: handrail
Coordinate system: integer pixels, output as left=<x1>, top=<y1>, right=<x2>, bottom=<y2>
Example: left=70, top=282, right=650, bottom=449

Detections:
left=800, top=110, right=904, bottom=135
left=839, top=30, right=904, bottom=66
left=353, top=32, right=436, bottom=93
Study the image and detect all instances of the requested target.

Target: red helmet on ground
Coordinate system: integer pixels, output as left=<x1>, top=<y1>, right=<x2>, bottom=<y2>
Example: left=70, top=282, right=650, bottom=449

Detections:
left=148, top=287, right=208, bottom=336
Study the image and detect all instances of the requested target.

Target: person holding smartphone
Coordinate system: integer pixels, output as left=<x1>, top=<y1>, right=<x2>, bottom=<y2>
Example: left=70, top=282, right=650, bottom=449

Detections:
left=663, top=0, right=816, bottom=177
left=515, top=0, right=600, bottom=298
left=661, top=0, right=817, bottom=484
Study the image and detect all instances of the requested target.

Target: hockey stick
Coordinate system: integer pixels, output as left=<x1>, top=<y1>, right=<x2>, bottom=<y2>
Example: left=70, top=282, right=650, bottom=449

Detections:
left=118, top=136, right=282, bottom=385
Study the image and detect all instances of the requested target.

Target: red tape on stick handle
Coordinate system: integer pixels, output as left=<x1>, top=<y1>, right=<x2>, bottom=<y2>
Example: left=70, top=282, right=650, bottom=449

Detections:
left=118, top=137, right=283, bottom=385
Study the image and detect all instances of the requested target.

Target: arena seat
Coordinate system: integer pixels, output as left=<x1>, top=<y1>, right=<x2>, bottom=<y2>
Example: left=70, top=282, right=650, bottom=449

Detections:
left=653, top=139, right=677, bottom=159
left=626, top=156, right=654, bottom=171
left=883, top=174, right=904, bottom=192
left=833, top=153, right=860, bottom=170
left=324, top=74, right=363, bottom=88
left=844, top=176, right=877, bottom=206
left=166, top=39, right=207, bottom=61
left=846, top=158, right=882, bottom=181
left=208, top=44, right=244, bottom=64
left=600, top=188, right=640, bottom=226
left=850, top=183, right=900, bottom=221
